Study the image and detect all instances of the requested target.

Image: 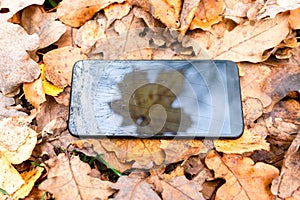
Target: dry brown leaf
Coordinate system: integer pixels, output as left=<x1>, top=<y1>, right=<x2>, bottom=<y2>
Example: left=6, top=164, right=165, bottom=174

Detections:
left=289, top=8, right=300, bottom=29
left=39, top=153, right=114, bottom=200
left=0, top=93, right=26, bottom=119
left=54, top=27, right=77, bottom=48
left=149, top=170, right=205, bottom=200
left=205, top=150, right=279, bottom=200
left=257, top=0, right=300, bottom=20
left=271, top=131, right=300, bottom=199
left=0, top=116, right=37, bottom=164
left=224, top=0, right=264, bottom=23
left=53, top=86, right=70, bottom=106
left=128, top=0, right=181, bottom=28
left=57, top=0, right=124, bottom=27
left=0, top=153, right=24, bottom=195
left=243, top=98, right=263, bottom=126
left=214, top=119, right=270, bottom=154
left=160, top=140, right=207, bottom=164
left=23, top=75, right=46, bottom=112
left=100, top=139, right=164, bottom=167
left=0, top=20, right=40, bottom=95
left=43, top=46, right=87, bottom=88
left=21, top=5, right=67, bottom=49
left=208, top=13, right=289, bottom=62
left=270, top=100, right=300, bottom=125
left=111, top=172, right=161, bottom=200
left=190, top=0, right=225, bottom=30
left=179, top=0, right=201, bottom=34
left=0, top=0, right=44, bottom=20
left=104, top=2, right=131, bottom=27
left=132, top=7, right=158, bottom=29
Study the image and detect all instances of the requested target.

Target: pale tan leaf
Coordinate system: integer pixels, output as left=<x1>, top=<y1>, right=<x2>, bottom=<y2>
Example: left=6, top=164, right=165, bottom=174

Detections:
left=57, top=0, right=124, bottom=27
left=243, top=98, right=263, bottom=126
left=39, top=154, right=114, bottom=200
left=104, top=2, right=131, bottom=27
left=257, top=0, right=300, bottom=20
left=43, top=46, right=87, bottom=88
left=205, top=150, right=279, bottom=200
left=0, top=153, right=24, bottom=195
left=0, top=116, right=37, bottom=164
left=21, top=5, right=67, bottom=49
left=289, top=8, right=300, bottom=29
left=208, top=13, right=289, bottom=62
left=271, top=131, right=300, bottom=199
left=214, top=120, right=270, bottom=154
left=0, top=93, right=26, bottom=119
left=179, top=0, right=201, bottom=34
left=0, top=21, right=40, bottom=95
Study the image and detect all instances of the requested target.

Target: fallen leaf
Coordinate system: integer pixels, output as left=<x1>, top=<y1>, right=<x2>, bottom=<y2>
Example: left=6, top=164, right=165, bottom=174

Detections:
left=40, top=64, right=64, bottom=97
left=269, top=100, right=300, bottom=125
left=179, top=0, right=201, bottom=34
left=214, top=119, right=270, bottom=154
left=12, top=167, right=44, bottom=200
left=104, top=2, right=131, bottom=27
left=57, top=0, right=124, bottom=27
left=149, top=170, right=205, bottom=200
left=243, top=98, right=263, bottom=126
left=132, top=7, right=158, bottom=29
left=23, top=75, right=46, bottom=112
left=190, top=0, right=225, bottom=30
left=0, top=153, right=24, bottom=195
left=53, top=86, right=70, bottom=106
left=128, top=0, right=181, bottom=28
left=160, top=140, right=207, bottom=164
left=43, top=46, right=87, bottom=88
left=111, top=172, right=161, bottom=200
left=205, top=150, right=279, bottom=200
left=257, top=0, right=300, bottom=20
left=289, top=8, right=300, bottom=29
left=39, top=153, right=114, bottom=200
left=0, top=20, right=40, bottom=95
left=100, top=139, right=165, bottom=166
left=0, top=0, right=44, bottom=20
left=54, top=27, right=77, bottom=48
left=0, top=116, right=37, bottom=164
left=208, top=13, right=289, bottom=62
left=271, top=131, right=300, bottom=199
left=21, top=5, right=66, bottom=49
left=0, top=93, right=26, bottom=119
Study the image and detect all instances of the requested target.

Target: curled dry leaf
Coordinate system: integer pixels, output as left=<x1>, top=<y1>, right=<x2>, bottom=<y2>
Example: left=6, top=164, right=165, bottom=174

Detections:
left=214, top=119, right=270, bottom=154
left=0, top=116, right=37, bottom=164
left=208, top=13, right=289, bottom=62
left=21, top=5, right=67, bottom=49
left=43, top=46, right=87, bottom=88
left=100, top=139, right=165, bottom=167
left=57, top=0, right=124, bottom=27
left=0, top=93, right=26, bottom=119
left=271, top=131, right=300, bottom=199
left=257, top=0, right=300, bottom=20
left=289, top=7, right=300, bottom=29
left=39, top=154, right=114, bottom=200
left=205, top=150, right=279, bottom=200
left=111, top=173, right=161, bottom=200
left=190, top=0, right=225, bottom=30
left=160, top=139, right=207, bottom=164
left=0, top=20, right=40, bottom=95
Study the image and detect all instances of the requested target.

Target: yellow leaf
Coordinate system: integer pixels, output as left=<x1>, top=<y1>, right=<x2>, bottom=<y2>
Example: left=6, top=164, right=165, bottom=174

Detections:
left=12, top=167, right=44, bottom=200
left=40, top=64, right=64, bottom=96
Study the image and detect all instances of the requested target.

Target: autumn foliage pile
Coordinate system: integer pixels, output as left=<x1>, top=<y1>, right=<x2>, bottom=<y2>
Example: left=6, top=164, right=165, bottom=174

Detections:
left=0, top=0, right=300, bottom=199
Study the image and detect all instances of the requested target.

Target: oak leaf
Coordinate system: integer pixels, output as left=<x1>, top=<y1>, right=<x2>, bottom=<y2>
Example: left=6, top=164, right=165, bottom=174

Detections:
left=21, top=5, right=67, bottom=49
left=271, top=132, right=300, bottom=199
left=206, top=150, right=279, bottom=200
left=208, top=13, right=289, bottom=62
left=57, top=0, right=124, bottom=27
left=43, top=46, right=87, bottom=88
left=0, top=20, right=40, bottom=95
left=0, top=116, right=37, bottom=164
left=39, top=153, right=114, bottom=200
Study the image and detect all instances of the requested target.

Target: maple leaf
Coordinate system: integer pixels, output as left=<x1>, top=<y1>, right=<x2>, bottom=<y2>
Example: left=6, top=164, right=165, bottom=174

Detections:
left=205, top=150, right=279, bottom=200
left=39, top=153, right=114, bottom=200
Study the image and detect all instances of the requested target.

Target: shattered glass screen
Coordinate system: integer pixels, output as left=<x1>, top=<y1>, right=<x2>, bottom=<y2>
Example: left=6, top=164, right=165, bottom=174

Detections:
left=69, top=60, right=243, bottom=138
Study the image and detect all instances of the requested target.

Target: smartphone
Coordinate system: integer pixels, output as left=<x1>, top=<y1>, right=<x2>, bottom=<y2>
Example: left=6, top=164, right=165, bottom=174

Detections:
left=68, top=60, right=243, bottom=139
